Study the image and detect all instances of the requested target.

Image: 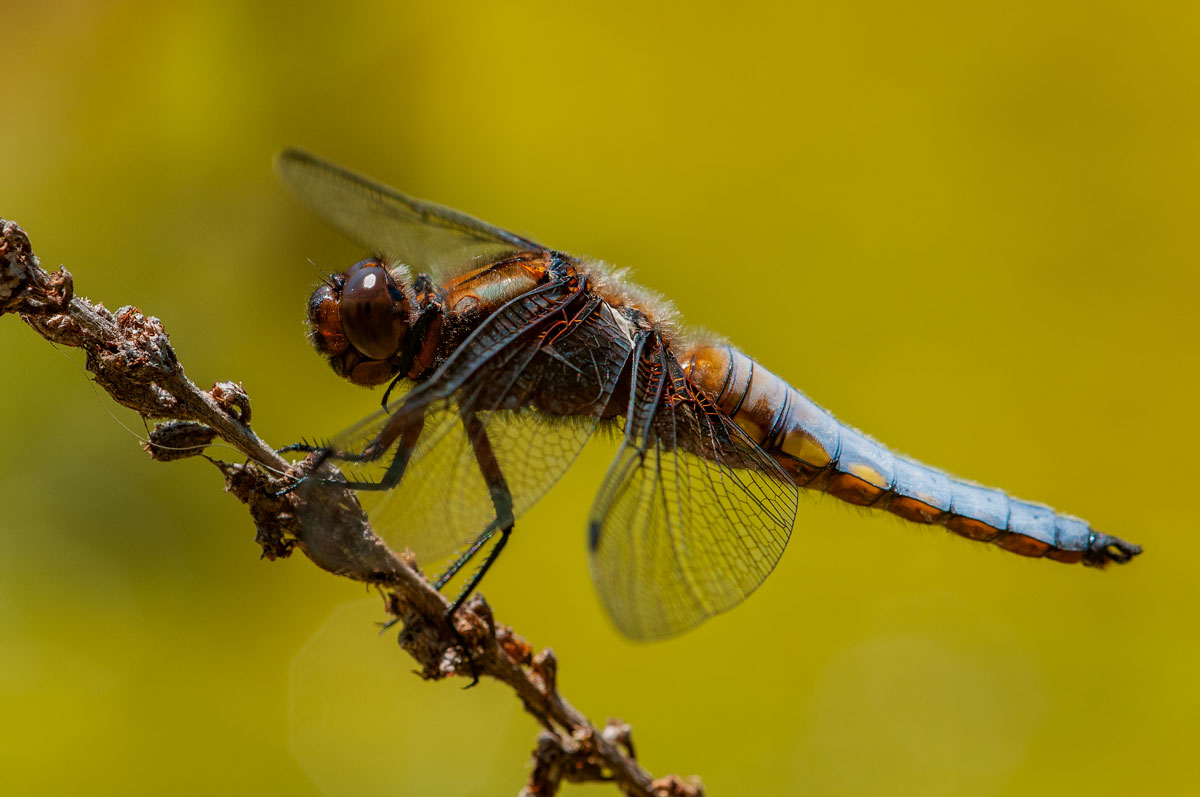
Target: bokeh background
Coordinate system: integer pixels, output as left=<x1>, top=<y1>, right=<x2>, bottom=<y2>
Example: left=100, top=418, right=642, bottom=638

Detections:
left=2, top=2, right=1196, bottom=794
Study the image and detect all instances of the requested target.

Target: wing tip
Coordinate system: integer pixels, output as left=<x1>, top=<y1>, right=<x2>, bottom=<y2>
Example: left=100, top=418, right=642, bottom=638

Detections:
left=273, top=146, right=316, bottom=177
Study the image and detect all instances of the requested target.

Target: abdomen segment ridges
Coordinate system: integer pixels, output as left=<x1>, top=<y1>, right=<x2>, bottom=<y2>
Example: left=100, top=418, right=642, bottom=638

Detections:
left=682, top=344, right=1140, bottom=567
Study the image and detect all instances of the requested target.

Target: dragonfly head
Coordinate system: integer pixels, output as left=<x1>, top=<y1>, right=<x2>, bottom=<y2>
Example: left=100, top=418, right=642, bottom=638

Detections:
left=306, top=257, right=415, bottom=386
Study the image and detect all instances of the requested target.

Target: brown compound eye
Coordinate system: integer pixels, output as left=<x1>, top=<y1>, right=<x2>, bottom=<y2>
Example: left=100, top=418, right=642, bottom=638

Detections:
left=339, top=264, right=411, bottom=360
left=307, top=283, right=348, bottom=356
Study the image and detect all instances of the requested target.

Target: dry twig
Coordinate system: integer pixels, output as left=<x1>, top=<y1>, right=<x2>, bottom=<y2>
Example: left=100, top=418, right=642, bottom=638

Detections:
left=0, top=218, right=703, bottom=797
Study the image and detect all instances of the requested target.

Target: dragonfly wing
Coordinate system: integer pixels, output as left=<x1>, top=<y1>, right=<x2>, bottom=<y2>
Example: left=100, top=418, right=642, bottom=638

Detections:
left=275, top=147, right=544, bottom=282
left=588, top=335, right=799, bottom=640
left=324, top=286, right=636, bottom=565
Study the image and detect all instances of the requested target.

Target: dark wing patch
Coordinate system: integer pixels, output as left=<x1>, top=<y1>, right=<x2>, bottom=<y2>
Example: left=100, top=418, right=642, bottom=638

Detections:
left=276, top=148, right=544, bottom=281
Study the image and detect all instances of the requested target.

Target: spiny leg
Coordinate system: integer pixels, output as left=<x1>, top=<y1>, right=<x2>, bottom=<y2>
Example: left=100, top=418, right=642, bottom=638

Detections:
left=439, top=522, right=513, bottom=615
left=376, top=516, right=510, bottom=638
left=434, top=523, right=503, bottom=591
left=280, top=406, right=517, bottom=683
left=373, top=411, right=513, bottom=646
left=274, top=413, right=426, bottom=497
left=437, top=406, right=516, bottom=614
left=418, top=407, right=514, bottom=687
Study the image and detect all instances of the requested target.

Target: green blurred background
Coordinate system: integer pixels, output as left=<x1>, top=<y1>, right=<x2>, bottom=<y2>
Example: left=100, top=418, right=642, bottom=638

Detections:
left=2, top=1, right=1196, bottom=794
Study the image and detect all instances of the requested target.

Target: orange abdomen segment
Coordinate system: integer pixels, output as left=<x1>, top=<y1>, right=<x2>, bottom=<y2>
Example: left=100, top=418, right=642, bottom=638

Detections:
left=682, top=344, right=1136, bottom=567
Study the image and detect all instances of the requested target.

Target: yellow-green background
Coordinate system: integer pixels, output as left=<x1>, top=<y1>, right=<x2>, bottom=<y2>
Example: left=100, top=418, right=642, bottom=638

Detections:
left=2, top=2, right=1195, bottom=794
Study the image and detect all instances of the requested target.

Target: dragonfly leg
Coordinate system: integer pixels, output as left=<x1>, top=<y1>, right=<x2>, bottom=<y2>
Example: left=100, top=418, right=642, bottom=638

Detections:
left=427, top=518, right=513, bottom=689
left=438, top=522, right=513, bottom=609
left=434, top=409, right=515, bottom=690
left=383, top=517, right=510, bottom=689
left=435, top=522, right=504, bottom=590
left=275, top=413, right=427, bottom=498
left=437, top=406, right=516, bottom=613
left=277, top=441, right=323, bottom=454
left=381, top=373, right=405, bottom=409
left=272, top=447, right=333, bottom=497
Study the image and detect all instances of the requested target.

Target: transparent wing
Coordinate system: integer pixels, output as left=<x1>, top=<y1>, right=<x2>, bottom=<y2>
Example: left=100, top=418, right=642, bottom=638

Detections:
left=327, top=290, right=635, bottom=565
left=588, top=338, right=799, bottom=640
left=349, top=404, right=596, bottom=565
left=275, top=147, right=544, bottom=282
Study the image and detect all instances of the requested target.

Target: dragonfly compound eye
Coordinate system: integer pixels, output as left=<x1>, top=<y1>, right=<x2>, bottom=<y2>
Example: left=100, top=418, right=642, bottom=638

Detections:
left=306, top=283, right=347, bottom=356
left=339, top=264, right=411, bottom=361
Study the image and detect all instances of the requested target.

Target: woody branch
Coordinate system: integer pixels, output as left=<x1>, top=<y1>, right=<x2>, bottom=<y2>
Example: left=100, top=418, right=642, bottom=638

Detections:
left=0, top=218, right=702, bottom=797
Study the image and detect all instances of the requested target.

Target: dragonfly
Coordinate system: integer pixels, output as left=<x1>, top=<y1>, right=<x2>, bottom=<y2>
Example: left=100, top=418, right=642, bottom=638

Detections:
left=275, top=148, right=1142, bottom=640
